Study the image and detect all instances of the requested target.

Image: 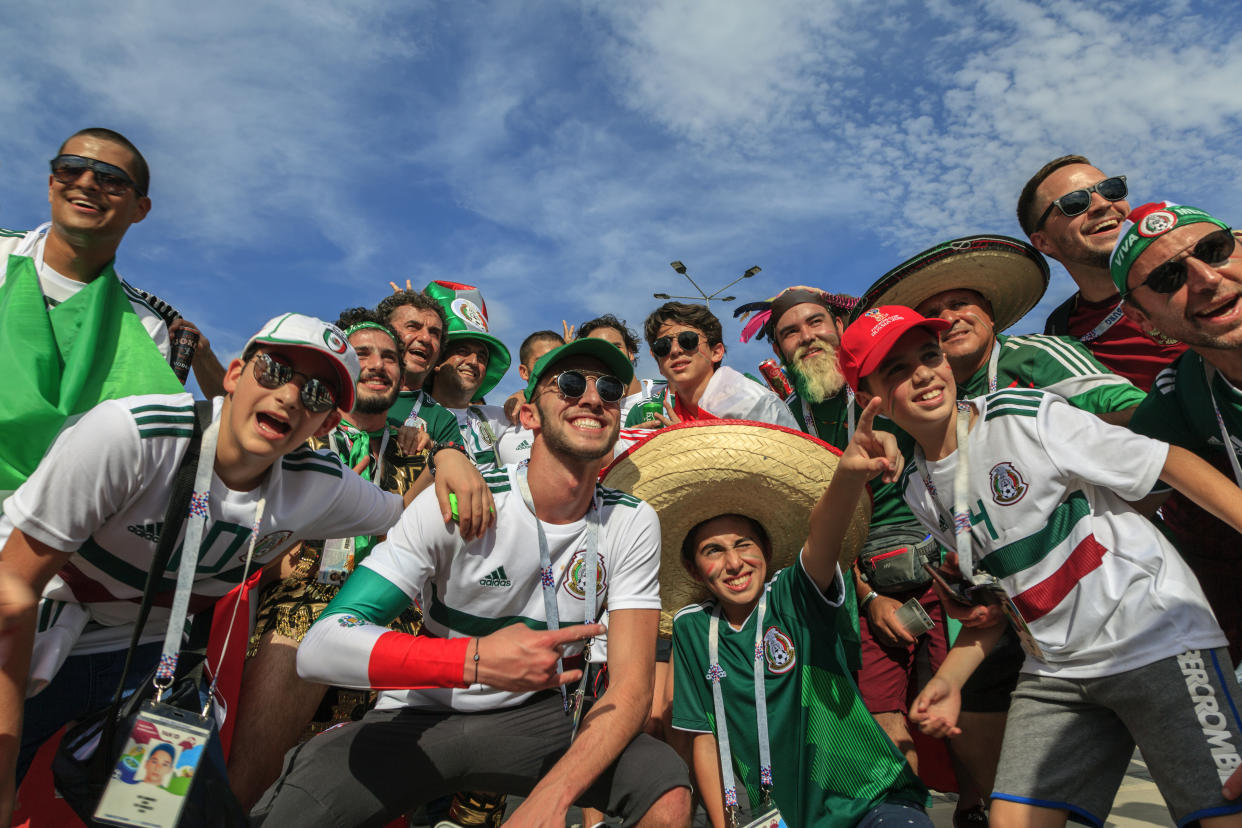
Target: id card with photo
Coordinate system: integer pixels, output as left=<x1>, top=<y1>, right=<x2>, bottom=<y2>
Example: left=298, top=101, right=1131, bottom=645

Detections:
left=316, top=536, right=355, bottom=586
left=94, top=700, right=211, bottom=828
left=741, top=807, right=784, bottom=828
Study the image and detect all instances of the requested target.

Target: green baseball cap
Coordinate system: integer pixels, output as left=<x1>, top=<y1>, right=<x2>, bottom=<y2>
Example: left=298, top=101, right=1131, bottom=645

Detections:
left=525, top=338, right=635, bottom=401
left=423, top=280, right=512, bottom=397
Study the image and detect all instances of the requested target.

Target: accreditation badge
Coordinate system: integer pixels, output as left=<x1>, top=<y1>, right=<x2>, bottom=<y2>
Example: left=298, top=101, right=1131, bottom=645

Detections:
left=93, top=700, right=212, bottom=827
left=741, top=807, right=784, bottom=828
left=316, top=536, right=355, bottom=586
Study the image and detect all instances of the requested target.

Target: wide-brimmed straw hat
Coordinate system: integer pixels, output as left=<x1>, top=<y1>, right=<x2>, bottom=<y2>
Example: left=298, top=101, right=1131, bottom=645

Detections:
left=854, top=235, right=1049, bottom=333
left=601, top=420, right=872, bottom=637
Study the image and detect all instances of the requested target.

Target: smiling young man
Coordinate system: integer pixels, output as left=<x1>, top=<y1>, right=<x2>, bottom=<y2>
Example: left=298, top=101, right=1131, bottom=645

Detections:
left=839, top=305, right=1242, bottom=828
left=252, top=338, right=691, bottom=827
left=1114, top=202, right=1242, bottom=670
left=0, top=313, right=461, bottom=823
left=641, top=301, right=796, bottom=428
left=1019, top=155, right=1186, bottom=390
left=0, top=128, right=225, bottom=508
left=604, top=419, right=928, bottom=827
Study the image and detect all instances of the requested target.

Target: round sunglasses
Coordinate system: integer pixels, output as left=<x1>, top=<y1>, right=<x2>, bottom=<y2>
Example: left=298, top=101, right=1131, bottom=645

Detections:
left=49, top=154, right=145, bottom=197
left=548, top=370, right=626, bottom=403
left=1034, top=175, right=1127, bottom=232
left=252, top=352, right=338, bottom=413
left=651, top=331, right=701, bottom=358
left=1127, top=227, right=1237, bottom=297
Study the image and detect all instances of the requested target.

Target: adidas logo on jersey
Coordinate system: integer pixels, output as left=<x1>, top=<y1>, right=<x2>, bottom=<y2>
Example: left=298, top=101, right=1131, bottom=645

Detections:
left=479, top=567, right=512, bottom=588
left=515, top=439, right=531, bottom=451
left=127, top=522, right=162, bottom=542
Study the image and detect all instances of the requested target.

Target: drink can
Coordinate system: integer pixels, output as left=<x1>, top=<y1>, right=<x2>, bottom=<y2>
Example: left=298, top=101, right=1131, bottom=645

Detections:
left=633, top=399, right=666, bottom=425
left=170, top=328, right=199, bottom=384
left=758, top=359, right=792, bottom=397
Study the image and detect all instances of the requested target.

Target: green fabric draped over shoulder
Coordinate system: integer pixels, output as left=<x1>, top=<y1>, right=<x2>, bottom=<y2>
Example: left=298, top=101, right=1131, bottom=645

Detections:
left=0, top=254, right=183, bottom=493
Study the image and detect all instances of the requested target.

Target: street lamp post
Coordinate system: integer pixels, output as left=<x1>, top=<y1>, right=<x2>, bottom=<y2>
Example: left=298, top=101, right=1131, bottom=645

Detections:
left=651, top=263, right=761, bottom=311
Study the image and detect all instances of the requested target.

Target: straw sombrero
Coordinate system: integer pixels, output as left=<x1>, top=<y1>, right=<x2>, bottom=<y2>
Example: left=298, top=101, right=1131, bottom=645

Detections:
left=601, top=420, right=872, bottom=637
left=853, top=235, right=1049, bottom=333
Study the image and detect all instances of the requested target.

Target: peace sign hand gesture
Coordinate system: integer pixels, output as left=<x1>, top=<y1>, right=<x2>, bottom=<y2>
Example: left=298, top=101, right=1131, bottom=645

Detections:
left=841, top=397, right=903, bottom=484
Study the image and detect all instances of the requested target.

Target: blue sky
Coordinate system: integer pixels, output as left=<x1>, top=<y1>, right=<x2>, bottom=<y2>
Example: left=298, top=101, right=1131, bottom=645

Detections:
left=4, top=0, right=1241, bottom=401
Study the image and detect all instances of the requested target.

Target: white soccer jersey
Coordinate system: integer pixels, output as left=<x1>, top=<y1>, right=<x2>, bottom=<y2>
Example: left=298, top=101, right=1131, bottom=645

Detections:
left=444, top=404, right=513, bottom=472
left=0, top=226, right=174, bottom=358
left=495, top=426, right=534, bottom=467
left=900, top=388, right=1224, bottom=679
left=1, top=393, right=404, bottom=654
left=349, top=463, right=661, bottom=712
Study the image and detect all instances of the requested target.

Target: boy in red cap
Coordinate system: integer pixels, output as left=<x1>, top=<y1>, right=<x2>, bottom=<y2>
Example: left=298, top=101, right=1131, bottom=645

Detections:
left=836, top=305, right=1242, bottom=828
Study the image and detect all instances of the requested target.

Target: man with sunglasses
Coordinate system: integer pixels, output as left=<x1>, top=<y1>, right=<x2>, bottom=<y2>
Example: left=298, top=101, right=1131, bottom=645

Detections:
left=254, top=338, right=692, bottom=827
left=1115, top=202, right=1242, bottom=678
left=0, top=312, right=501, bottom=823
left=641, top=301, right=797, bottom=428
left=1019, top=155, right=1186, bottom=391
left=0, top=128, right=227, bottom=511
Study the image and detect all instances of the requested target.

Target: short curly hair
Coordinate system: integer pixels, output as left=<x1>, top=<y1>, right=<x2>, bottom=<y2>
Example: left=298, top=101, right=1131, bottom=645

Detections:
left=377, top=290, right=448, bottom=342
left=642, top=302, right=724, bottom=351
left=579, top=314, right=640, bottom=356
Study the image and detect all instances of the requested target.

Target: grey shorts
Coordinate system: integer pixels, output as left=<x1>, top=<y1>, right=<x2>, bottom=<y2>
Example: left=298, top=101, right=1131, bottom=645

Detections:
left=250, top=691, right=690, bottom=828
left=993, top=648, right=1242, bottom=827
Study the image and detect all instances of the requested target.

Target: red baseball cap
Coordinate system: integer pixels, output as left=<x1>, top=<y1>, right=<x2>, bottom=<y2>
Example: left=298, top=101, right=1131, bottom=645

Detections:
left=840, top=306, right=950, bottom=392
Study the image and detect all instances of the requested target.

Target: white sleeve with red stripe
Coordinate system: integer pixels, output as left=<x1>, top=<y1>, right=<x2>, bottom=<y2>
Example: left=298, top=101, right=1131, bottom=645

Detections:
left=297, top=610, right=468, bottom=690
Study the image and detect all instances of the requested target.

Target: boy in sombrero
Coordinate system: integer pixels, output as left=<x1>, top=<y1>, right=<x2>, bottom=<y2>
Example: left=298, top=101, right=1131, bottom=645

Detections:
left=605, top=419, right=930, bottom=827
left=839, top=305, right=1242, bottom=828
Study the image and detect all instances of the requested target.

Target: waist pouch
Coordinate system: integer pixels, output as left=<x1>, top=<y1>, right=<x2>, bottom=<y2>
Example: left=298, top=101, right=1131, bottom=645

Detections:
left=858, top=524, right=940, bottom=593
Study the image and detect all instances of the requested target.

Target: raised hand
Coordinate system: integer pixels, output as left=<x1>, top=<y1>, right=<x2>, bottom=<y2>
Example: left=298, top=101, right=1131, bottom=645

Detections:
left=841, top=397, right=903, bottom=483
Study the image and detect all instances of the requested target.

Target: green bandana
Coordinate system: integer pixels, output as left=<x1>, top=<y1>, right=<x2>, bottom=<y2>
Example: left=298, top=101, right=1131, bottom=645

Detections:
left=1110, top=202, right=1231, bottom=296
left=331, top=419, right=393, bottom=562
left=0, top=255, right=182, bottom=497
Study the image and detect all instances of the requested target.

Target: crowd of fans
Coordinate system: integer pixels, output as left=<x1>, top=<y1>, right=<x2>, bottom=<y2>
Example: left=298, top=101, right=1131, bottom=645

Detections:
left=2, top=127, right=1242, bottom=828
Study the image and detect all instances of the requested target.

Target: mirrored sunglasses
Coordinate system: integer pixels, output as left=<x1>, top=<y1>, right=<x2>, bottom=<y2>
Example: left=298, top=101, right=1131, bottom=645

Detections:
left=1130, top=228, right=1237, bottom=296
left=49, top=154, right=144, bottom=197
left=651, top=331, right=701, bottom=358
left=550, top=370, right=625, bottom=403
left=1034, top=175, right=1127, bottom=231
left=252, top=352, right=338, bottom=413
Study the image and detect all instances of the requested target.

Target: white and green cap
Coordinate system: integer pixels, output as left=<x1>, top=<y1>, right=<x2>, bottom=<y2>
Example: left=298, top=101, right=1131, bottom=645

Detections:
left=244, top=313, right=359, bottom=411
left=424, top=280, right=512, bottom=397
left=1110, top=202, right=1231, bottom=296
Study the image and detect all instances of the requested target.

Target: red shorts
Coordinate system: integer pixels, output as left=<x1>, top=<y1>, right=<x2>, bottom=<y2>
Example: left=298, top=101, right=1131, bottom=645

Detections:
left=857, top=584, right=948, bottom=715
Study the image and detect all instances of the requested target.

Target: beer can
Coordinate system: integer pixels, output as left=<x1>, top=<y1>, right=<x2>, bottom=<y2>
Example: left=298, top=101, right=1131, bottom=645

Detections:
left=171, top=328, right=199, bottom=384
left=632, top=399, right=666, bottom=426
left=758, top=359, right=792, bottom=397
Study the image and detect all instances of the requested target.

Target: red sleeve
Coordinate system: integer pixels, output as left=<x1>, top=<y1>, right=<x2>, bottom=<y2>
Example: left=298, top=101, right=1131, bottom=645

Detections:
left=367, top=632, right=471, bottom=689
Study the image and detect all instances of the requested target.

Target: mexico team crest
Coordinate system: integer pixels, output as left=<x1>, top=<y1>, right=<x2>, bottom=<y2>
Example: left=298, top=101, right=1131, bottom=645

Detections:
left=562, top=550, right=607, bottom=600
left=1138, top=210, right=1177, bottom=237
left=322, top=327, right=348, bottom=354
left=989, top=461, right=1028, bottom=506
left=762, top=626, right=796, bottom=674
left=248, top=530, right=294, bottom=560
left=451, top=298, right=489, bottom=332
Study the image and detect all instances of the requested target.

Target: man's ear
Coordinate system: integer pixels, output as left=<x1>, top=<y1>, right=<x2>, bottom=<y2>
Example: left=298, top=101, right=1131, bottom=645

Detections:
left=518, top=364, right=531, bottom=381
left=1028, top=229, right=1058, bottom=258
left=834, top=316, right=845, bottom=337
left=518, top=399, right=541, bottom=431
left=129, top=195, right=152, bottom=225
left=709, top=341, right=726, bottom=367
left=221, top=358, right=245, bottom=396
left=312, top=410, right=343, bottom=439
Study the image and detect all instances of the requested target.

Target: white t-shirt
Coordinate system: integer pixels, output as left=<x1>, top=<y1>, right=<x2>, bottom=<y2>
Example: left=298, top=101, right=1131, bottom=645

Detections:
left=444, top=404, right=513, bottom=472
left=900, top=388, right=1224, bottom=678
left=0, top=225, right=174, bottom=358
left=330, top=463, right=662, bottom=712
left=1, top=393, right=404, bottom=654
left=495, top=426, right=534, bottom=467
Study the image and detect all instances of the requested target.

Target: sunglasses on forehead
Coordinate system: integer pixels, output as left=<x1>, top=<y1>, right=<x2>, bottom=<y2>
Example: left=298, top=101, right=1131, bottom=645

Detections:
left=49, top=154, right=144, bottom=197
left=252, top=352, right=338, bottom=413
left=548, top=370, right=626, bottom=403
left=651, top=331, right=701, bottom=358
left=1127, top=228, right=1237, bottom=297
left=1034, top=175, right=1127, bottom=232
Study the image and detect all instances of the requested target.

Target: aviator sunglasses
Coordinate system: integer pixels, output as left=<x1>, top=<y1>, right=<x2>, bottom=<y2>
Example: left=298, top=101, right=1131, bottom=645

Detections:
left=252, top=352, right=338, bottom=413
left=1034, top=175, right=1127, bottom=232
left=1127, top=228, right=1237, bottom=297
left=49, top=154, right=145, bottom=197
left=651, top=331, right=701, bottom=358
left=548, top=370, right=626, bottom=403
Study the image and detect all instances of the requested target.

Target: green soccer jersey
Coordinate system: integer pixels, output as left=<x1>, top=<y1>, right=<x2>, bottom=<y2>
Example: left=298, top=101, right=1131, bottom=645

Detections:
left=958, top=334, right=1146, bottom=413
left=672, top=565, right=927, bottom=826
left=1131, top=351, right=1242, bottom=455
left=385, top=389, right=465, bottom=445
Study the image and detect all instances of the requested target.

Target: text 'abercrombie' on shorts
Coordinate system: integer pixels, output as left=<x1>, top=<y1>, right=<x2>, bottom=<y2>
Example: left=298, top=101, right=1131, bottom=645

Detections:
left=992, top=647, right=1242, bottom=827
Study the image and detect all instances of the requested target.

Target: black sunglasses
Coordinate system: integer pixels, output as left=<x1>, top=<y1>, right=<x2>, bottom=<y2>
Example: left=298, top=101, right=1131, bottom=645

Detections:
left=252, top=352, right=338, bottom=413
left=651, top=331, right=701, bottom=358
left=1128, top=228, right=1237, bottom=297
left=49, top=154, right=145, bottom=197
left=549, top=370, right=625, bottom=403
left=1034, top=175, right=1127, bottom=232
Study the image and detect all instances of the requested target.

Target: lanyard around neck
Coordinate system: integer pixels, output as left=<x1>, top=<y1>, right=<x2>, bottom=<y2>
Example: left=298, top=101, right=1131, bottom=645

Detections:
left=801, top=386, right=855, bottom=441
left=985, top=340, right=1001, bottom=394
left=1204, top=362, right=1242, bottom=488
left=915, top=401, right=975, bottom=578
left=708, top=588, right=774, bottom=821
left=1079, top=301, right=1126, bottom=344
left=515, top=465, right=599, bottom=710
left=468, top=406, right=497, bottom=446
